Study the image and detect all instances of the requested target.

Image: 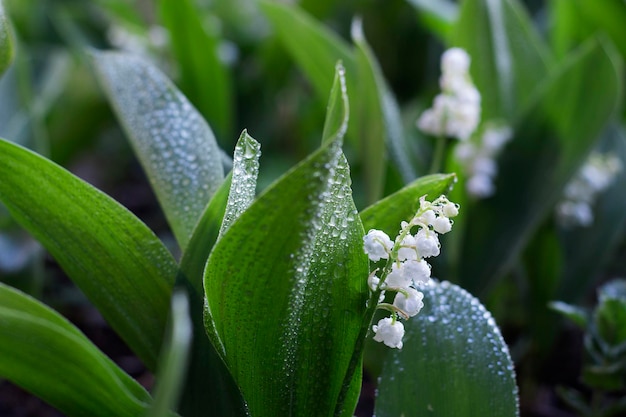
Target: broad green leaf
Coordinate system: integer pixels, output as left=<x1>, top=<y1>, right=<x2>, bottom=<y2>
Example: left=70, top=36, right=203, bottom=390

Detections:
left=259, top=0, right=356, bottom=102
left=405, top=0, right=458, bottom=40
left=0, top=0, right=14, bottom=77
left=360, top=173, right=456, bottom=236
left=557, top=125, right=626, bottom=302
left=0, top=283, right=153, bottom=417
left=577, top=0, right=626, bottom=59
left=158, top=0, right=233, bottom=140
left=0, top=138, right=177, bottom=370
left=375, top=281, right=519, bottom=417
left=321, top=63, right=349, bottom=145
left=453, top=0, right=551, bottom=120
left=218, top=130, right=261, bottom=238
left=204, top=133, right=369, bottom=416
left=146, top=291, right=192, bottom=417
left=173, top=132, right=260, bottom=417
left=92, top=51, right=225, bottom=250
left=457, top=39, right=621, bottom=296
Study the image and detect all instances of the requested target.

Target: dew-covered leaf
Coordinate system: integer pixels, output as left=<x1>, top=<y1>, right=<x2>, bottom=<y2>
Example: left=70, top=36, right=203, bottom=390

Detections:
left=219, top=130, right=261, bottom=238
left=92, top=51, right=225, bottom=250
left=170, top=132, right=259, bottom=417
left=360, top=173, right=456, bottom=237
left=0, top=283, right=153, bottom=417
left=453, top=0, right=551, bottom=120
left=158, top=0, right=233, bottom=140
left=204, top=128, right=368, bottom=416
left=0, top=138, right=177, bottom=370
left=0, top=0, right=14, bottom=78
left=375, top=281, right=519, bottom=417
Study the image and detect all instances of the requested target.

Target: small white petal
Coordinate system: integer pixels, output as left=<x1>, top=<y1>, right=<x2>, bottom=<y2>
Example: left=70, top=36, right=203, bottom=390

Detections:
left=393, top=288, right=425, bottom=317
left=373, top=317, right=405, bottom=349
left=433, top=216, right=452, bottom=234
left=363, top=229, right=394, bottom=262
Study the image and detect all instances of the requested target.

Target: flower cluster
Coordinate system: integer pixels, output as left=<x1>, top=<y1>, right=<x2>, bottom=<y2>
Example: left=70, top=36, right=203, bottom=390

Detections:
left=556, top=152, right=622, bottom=227
left=454, top=123, right=513, bottom=198
left=363, top=195, right=459, bottom=348
left=417, top=48, right=481, bottom=141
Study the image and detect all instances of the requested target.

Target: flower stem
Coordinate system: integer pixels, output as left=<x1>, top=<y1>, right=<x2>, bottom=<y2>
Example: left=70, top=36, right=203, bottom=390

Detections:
left=429, top=135, right=448, bottom=174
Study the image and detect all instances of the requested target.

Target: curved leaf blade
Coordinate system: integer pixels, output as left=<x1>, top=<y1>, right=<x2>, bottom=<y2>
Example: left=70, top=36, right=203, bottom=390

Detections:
left=0, top=138, right=177, bottom=370
left=0, top=283, right=152, bottom=417
left=204, top=140, right=369, bottom=416
left=173, top=131, right=260, bottom=417
left=146, top=291, right=192, bottom=417
left=158, top=0, right=233, bottom=140
left=375, top=281, right=519, bottom=417
left=0, top=0, right=14, bottom=77
left=360, top=173, right=456, bottom=236
left=92, top=51, right=225, bottom=250
left=260, top=0, right=356, bottom=101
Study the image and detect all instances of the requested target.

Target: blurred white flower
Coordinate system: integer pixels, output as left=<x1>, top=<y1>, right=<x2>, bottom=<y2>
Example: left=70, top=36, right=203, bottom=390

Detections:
left=454, top=122, right=513, bottom=199
left=417, top=48, right=481, bottom=141
left=556, top=152, right=622, bottom=227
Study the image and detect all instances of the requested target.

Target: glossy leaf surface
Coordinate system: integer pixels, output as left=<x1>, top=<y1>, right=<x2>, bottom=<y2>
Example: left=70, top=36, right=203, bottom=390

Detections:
left=0, top=283, right=153, bottom=417
left=375, top=281, right=519, bottom=417
left=92, top=51, right=225, bottom=250
left=204, top=82, right=368, bottom=415
left=360, top=173, right=456, bottom=236
left=0, top=138, right=177, bottom=370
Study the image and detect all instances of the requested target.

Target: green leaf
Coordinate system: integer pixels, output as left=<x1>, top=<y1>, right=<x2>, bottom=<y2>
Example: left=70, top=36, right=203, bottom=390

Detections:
left=0, top=0, right=15, bottom=77
left=453, top=0, right=551, bottom=120
left=457, top=38, right=622, bottom=296
left=0, top=283, right=152, bottom=417
left=158, top=0, right=233, bottom=140
left=204, top=133, right=369, bottom=416
left=321, top=62, right=349, bottom=145
left=405, top=0, right=458, bottom=40
left=173, top=131, right=261, bottom=417
left=0, top=138, right=177, bottom=370
left=548, top=301, right=589, bottom=329
left=260, top=0, right=356, bottom=102
left=351, top=19, right=390, bottom=203
left=92, top=50, right=225, bottom=250
left=219, top=130, right=261, bottom=238
left=577, top=0, right=626, bottom=59
left=360, top=173, right=456, bottom=236
left=146, top=291, right=192, bottom=417
left=375, top=281, right=519, bottom=417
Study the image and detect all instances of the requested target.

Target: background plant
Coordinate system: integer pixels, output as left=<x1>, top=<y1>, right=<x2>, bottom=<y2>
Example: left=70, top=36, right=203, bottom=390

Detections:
left=0, top=0, right=625, bottom=416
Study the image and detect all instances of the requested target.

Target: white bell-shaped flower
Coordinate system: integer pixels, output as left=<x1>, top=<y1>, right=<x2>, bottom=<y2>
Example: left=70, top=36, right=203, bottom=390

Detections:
left=363, top=229, right=394, bottom=262
left=415, top=229, right=440, bottom=258
left=433, top=216, right=452, bottom=234
left=393, top=288, right=425, bottom=317
left=399, top=259, right=431, bottom=285
left=385, top=263, right=412, bottom=289
left=372, top=317, right=405, bottom=349
left=397, top=234, right=418, bottom=261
